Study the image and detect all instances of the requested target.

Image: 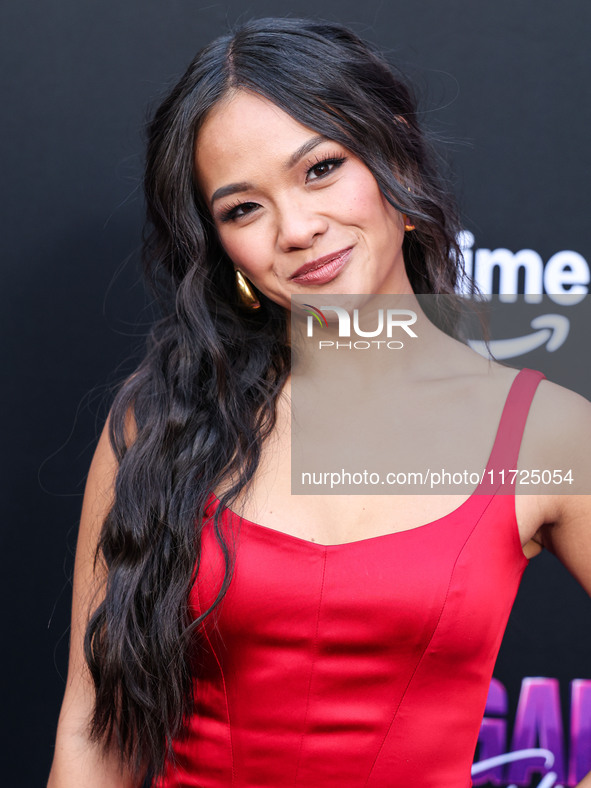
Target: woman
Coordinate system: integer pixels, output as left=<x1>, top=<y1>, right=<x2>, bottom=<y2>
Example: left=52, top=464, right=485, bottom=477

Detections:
left=48, top=17, right=591, bottom=788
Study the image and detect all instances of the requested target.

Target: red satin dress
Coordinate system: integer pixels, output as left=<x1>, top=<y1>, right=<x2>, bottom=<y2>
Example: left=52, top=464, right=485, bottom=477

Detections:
left=155, top=368, right=545, bottom=788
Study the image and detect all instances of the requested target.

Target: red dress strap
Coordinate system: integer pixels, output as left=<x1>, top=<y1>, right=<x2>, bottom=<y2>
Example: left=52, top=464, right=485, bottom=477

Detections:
left=482, top=368, right=546, bottom=492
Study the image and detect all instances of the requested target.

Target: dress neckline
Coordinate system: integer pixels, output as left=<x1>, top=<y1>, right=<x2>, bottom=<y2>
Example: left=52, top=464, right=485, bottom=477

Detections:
left=208, top=489, right=493, bottom=549
left=207, top=368, right=541, bottom=549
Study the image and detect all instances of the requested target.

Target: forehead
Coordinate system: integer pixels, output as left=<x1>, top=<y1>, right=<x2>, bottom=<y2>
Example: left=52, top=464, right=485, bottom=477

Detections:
left=194, top=91, right=319, bottom=199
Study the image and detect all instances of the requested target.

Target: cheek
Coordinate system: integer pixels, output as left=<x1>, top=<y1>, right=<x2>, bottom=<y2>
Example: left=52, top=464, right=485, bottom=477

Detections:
left=338, top=172, right=396, bottom=226
left=356, top=177, right=405, bottom=240
left=217, top=228, right=270, bottom=277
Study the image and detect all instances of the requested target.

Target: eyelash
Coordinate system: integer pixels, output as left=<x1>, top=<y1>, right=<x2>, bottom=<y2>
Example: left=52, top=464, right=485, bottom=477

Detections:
left=218, top=153, right=347, bottom=223
left=305, top=153, right=347, bottom=182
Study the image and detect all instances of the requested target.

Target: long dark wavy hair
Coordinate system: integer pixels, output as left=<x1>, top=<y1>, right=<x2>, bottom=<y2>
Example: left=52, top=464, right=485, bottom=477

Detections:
left=84, top=16, right=467, bottom=780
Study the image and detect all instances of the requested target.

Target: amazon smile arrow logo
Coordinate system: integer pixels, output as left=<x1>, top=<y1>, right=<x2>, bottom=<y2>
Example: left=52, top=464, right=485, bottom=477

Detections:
left=468, top=314, right=570, bottom=360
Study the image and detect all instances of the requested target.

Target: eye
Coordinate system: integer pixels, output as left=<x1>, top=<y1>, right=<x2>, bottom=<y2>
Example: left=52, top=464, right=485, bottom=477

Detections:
left=219, top=201, right=260, bottom=223
left=306, top=155, right=347, bottom=182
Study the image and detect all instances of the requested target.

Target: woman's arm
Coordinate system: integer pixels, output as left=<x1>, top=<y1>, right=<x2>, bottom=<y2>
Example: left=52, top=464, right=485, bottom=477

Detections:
left=546, top=491, right=591, bottom=788
left=47, top=412, right=140, bottom=788
left=535, top=386, right=591, bottom=594
left=534, top=387, right=591, bottom=788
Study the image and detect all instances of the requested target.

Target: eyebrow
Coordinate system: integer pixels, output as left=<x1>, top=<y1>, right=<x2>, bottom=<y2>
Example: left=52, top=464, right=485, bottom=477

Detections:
left=210, top=182, right=252, bottom=207
left=209, top=135, right=328, bottom=207
left=285, top=135, right=327, bottom=169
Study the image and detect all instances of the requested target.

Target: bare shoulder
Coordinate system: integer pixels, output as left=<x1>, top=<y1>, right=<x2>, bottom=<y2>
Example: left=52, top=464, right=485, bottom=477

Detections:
left=528, top=374, right=591, bottom=423
left=521, top=374, right=591, bottom=495
left=80, top=399, right=138, bottom=539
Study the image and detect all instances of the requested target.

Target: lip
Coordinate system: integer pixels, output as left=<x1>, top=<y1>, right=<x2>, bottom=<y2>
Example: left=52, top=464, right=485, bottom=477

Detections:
left=290, top=247, right=353, bottom=285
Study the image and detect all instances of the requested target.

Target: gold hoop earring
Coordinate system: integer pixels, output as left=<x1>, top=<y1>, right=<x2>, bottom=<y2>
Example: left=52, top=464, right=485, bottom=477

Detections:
left=235, top=269, right=261, bottom=310
left=403, top=214, right=416, bottom=232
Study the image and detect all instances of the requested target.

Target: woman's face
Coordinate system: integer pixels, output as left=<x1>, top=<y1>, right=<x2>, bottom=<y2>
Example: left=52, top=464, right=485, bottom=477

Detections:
left=194, top=90, right=412, bottom=310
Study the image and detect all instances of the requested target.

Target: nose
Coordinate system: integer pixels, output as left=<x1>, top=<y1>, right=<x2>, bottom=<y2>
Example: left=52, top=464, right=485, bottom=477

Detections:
left=276, top=200, right=328, bottom=252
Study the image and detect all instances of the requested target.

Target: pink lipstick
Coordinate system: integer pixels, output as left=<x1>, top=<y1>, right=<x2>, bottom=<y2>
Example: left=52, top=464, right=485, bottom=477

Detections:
left=290, top=247, right=353, bottom=285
